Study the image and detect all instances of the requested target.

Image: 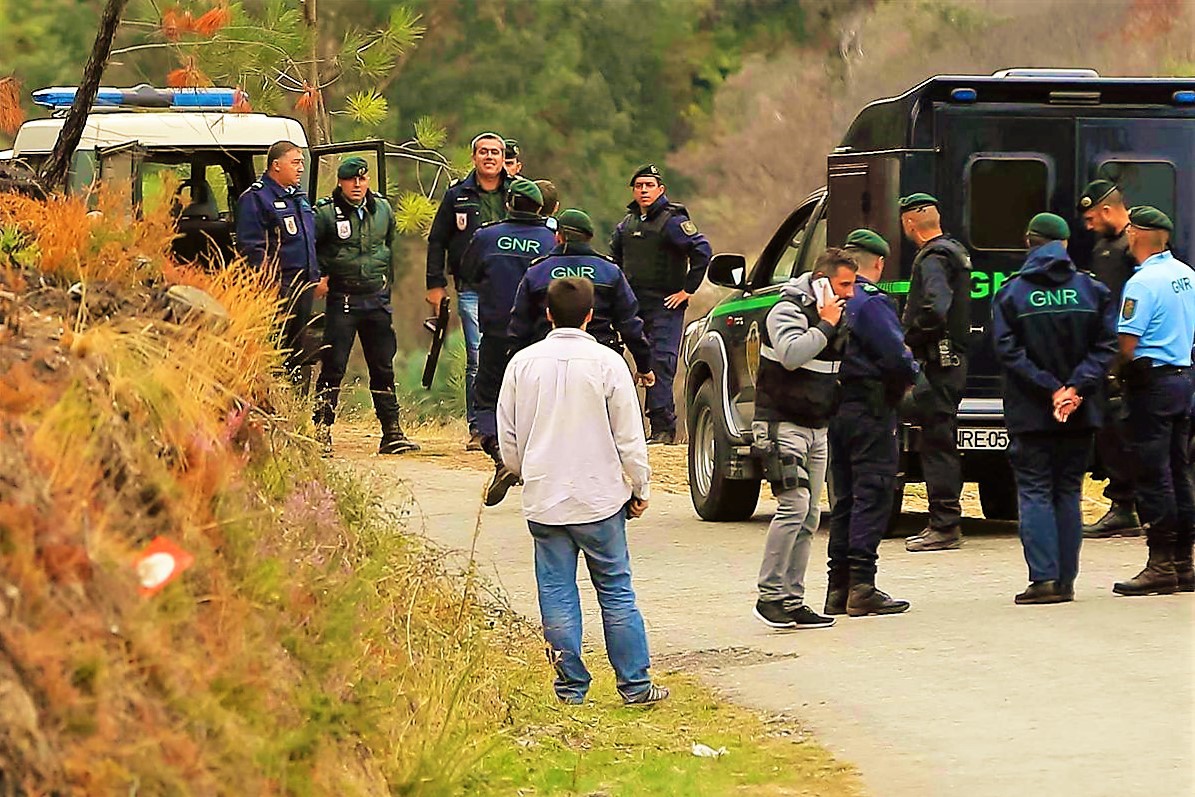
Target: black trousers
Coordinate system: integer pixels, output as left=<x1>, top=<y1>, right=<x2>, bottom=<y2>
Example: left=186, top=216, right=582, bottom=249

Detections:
left=1124, top=371, right=1195, bottom=549
left=314, top=303, right=399, bottom=426
left=1095, top=396, right=1136, bottom=505
left=280, top=275, right=316, bottom=383
left=474, top=333, right=512, bottom=444
left=827, top=402, right=899, bottom=579
left=909, top=359, right=967, bottom=530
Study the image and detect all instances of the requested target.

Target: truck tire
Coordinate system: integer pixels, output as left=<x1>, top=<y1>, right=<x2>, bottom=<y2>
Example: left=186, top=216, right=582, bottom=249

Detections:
left=688, top=381, right=760, bottom=521
left=979, top=474, right=1018, bottom=521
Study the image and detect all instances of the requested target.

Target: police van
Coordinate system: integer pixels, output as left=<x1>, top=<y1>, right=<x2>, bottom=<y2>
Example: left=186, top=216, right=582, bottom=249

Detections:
left=683, top=68, right=1195, bottom=523
left=8, top=85, right=384, bottom=266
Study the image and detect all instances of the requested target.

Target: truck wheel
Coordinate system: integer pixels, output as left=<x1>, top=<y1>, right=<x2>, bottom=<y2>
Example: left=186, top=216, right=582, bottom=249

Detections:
left=688, top=381, right=760, bottom=521
left=979, top=475, right=1019, bottom=521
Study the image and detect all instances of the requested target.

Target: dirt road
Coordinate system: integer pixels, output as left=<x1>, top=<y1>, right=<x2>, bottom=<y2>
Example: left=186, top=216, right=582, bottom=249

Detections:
left=339, top=425, right=1194, bottom=797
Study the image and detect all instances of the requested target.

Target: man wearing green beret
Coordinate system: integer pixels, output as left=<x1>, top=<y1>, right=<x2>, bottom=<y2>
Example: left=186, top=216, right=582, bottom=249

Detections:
left=825, top=229, right=917, bottom=616
left=312, top=156, right=420, bottom=456
left=1112, top=206, right=1195, bottom=596
left=898, top=194, right=973, bottom=552
left=991, top=213, right=1116, bottom=603
left=1076, top=180, right=1143, bottom=539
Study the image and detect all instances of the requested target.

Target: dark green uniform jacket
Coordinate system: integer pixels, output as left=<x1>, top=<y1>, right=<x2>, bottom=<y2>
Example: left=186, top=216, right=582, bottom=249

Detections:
left=315, top=188, right=396, bottom=310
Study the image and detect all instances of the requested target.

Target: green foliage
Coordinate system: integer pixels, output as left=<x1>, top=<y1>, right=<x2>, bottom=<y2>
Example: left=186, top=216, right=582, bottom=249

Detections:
left=393, top=189, right=439, bottom=235
left=414, top=114, right=448, bottom=150
left=395, top=331, right=468, bottom=422
left=344, top=89, right=389, bottom=127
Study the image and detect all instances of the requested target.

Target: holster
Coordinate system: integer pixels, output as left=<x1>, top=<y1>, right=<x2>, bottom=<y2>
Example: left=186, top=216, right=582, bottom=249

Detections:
left=751, top=421, right=809, bottom=493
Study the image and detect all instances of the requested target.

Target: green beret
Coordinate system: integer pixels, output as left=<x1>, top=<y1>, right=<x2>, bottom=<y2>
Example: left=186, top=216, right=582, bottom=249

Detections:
left=629, top=163, right=664, bottom=186
left=1128, top=205, right=1173, bottom=232
left=898, top=193, right=938, bottom=213
left=1026, top=213, right=1070, bottom=241
left=1077, top=179, right=1118, bottom=211
left=844, top=228, right=890, bottom=257
left=504, top=138, right=521, bottom=160
left=558, top=208, right=594, bottom=237
left=507, top=177, right=543, bottom=207
left=337, top=156, right=368, bottom=180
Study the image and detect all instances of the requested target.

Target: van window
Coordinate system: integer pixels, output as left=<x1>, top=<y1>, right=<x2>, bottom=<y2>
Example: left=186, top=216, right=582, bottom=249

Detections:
left=966, top=157, right=1050, bottom=250
left=764, top=201, right=821, bottom=286
left=796, top=216, right=828, bottom=276
left=1097, top=160, right=1176, bottom=221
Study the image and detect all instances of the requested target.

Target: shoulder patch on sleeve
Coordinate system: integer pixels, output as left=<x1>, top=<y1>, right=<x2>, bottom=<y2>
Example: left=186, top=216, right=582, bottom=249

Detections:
left=1121, top=297, right=1137, bottom=321
left=315, top=197, right=332, bottom=207
left=861, top=282, right=879, bottom=294
left=680, top=219, right=698, bottom=236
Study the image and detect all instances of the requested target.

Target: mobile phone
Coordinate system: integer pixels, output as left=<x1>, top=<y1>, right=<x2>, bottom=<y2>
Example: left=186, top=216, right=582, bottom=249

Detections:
left=811, top=276, right=831, bottom=309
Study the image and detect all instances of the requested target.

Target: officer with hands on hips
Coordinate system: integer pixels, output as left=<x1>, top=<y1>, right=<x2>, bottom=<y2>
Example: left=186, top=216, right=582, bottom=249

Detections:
left=610, top=164, right=712, bottom=444
left=1111, top=206, right=1195, bottom=597
left=310, top=156, right=419, bottom=457
left=508, top=208, right=654, bottom=385
left=825, top=229, right=918, bottom=618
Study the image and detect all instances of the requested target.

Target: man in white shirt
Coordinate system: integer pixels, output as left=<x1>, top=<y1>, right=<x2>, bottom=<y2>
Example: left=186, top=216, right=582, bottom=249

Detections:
left=498, top=277, right=668, bottom=706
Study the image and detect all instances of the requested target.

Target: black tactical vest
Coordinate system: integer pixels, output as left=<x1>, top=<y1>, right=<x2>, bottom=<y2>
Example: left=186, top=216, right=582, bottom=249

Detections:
left=754, top=297, right=845, bottom=429
left=619, top=204, right=688, bottom=293
left=904, top=235, right=972, bottom=348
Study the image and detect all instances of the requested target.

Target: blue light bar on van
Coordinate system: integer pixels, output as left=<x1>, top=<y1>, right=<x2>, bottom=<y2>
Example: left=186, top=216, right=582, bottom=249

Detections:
left=950, top=87, right=977, bottom=103
left=1173, top=90, right=1195, bottom=105
left=32, top=85, right=242, bottom=110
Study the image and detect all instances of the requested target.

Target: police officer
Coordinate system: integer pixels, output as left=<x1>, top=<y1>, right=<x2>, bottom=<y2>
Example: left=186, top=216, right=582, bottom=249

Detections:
left=504, top=138, right=523, bottom=177
left=825, top=230, right=918, bottom=617
left=508, top=208, right=654, bottom=385
left=1112, top=207, right=1195, bottom=596
left=1077, top=180, right=1142, bottom=538
left=426, top=132, right=513, bottom=450
left=610, top=164, right=712, bottom=444
left=992, top=213, right=1117, bottom=604
left=752, top=248, right=856, bottom=631
left=534, top=179, right=560, bottom=230
left=235, top=140, right=319, bottom=386
left=898, top=193, right=972, bottom=553
left=458, top=178, right=557, bottom=505
left=310, top=156, right=419, bottom=457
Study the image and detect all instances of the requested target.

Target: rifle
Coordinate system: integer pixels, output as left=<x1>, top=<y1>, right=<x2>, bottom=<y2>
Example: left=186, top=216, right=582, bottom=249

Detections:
left=421, top=296, right=451, bottom=389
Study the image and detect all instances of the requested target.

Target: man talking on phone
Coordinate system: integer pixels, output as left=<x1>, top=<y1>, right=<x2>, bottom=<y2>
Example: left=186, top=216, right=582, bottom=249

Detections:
left=752, top=248, right=857, bottom=630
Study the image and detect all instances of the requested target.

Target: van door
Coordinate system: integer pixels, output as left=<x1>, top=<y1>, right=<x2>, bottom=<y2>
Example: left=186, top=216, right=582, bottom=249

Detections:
left=1077, top=118, right=1194, bottom=262
left=937, top=110, right=1074, bottom=399
left=309, top=140, right=389, bottom=200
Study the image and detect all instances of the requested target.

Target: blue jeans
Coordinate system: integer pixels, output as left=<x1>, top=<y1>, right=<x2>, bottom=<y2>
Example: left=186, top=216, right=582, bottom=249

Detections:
left=528, top=510, right=652, bottom=702
left=637, top=298, right=686, bottom=433
left=1008, top=432, right=1092, bottom=584
left=457, top=289, right=480, bottom=432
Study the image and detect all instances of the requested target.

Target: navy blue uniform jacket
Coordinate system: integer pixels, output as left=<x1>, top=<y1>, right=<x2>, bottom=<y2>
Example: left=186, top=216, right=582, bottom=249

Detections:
left=234, top=174, right=318, bottom=286
left=425, top=170, right=512, bottom=290
left=840, top=275, right=919, bottom=391
left=609, top=194, right=712, bottom=295
left=508, top=242, right=653, bottom=373
left=458, top=216, right=557, bottom=337
left=992, top=240, right=1117, bottom=434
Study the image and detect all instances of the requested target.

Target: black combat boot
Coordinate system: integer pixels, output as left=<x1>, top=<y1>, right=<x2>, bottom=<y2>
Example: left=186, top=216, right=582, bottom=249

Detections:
left=824, top=566, right=849, bottom=616
left=378, top=413, right=420, bottom=455
left=1173, top=526, right=1194, bottom=593
left=1015, top=580, right=1064, bottom=605
left=1113, top=522, right=1177, bottom=596
left=846, top=565, right=910, bottom=617
left=905, top=525, right=963, bottom=552
left=1083, top=502, right=1142, bottom=538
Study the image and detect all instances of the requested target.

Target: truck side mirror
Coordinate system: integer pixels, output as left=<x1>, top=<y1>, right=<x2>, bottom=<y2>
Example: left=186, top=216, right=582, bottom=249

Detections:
left=708, top=253, right=748, bottom=290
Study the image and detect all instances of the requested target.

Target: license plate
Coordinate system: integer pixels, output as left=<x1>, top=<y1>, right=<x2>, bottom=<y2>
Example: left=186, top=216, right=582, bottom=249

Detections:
left=957, top=427, right=1008, bottom=450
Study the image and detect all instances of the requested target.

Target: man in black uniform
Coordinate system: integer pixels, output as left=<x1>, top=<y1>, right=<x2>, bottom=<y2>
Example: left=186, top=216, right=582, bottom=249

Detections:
left=1077, top=179, right=1141, bottom=538
left=610, top=164, right=712, bottom=444
left=826, top=229, right=918, bottom=617
left=311, top=156, right=419, bottom=457
left=898, top=193, right=973, bottom=553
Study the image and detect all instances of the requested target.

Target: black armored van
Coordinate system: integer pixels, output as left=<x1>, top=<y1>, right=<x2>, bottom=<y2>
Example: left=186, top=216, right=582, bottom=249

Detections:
left=683, top=68, right=1195, bottom=522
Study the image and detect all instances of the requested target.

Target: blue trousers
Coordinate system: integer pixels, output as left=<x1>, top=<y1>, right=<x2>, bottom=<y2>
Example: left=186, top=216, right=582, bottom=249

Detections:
left=528, top=510, right=652, bottom=702
left=458, top=289, right=481, bottom=433
left=637, top=298, right=686, bottom=433
left=1008, top=431, right=1092, bottom=584
left=1124, top=371, right=1195, bottom=544
left=827, top=402, right=899, bottom=579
